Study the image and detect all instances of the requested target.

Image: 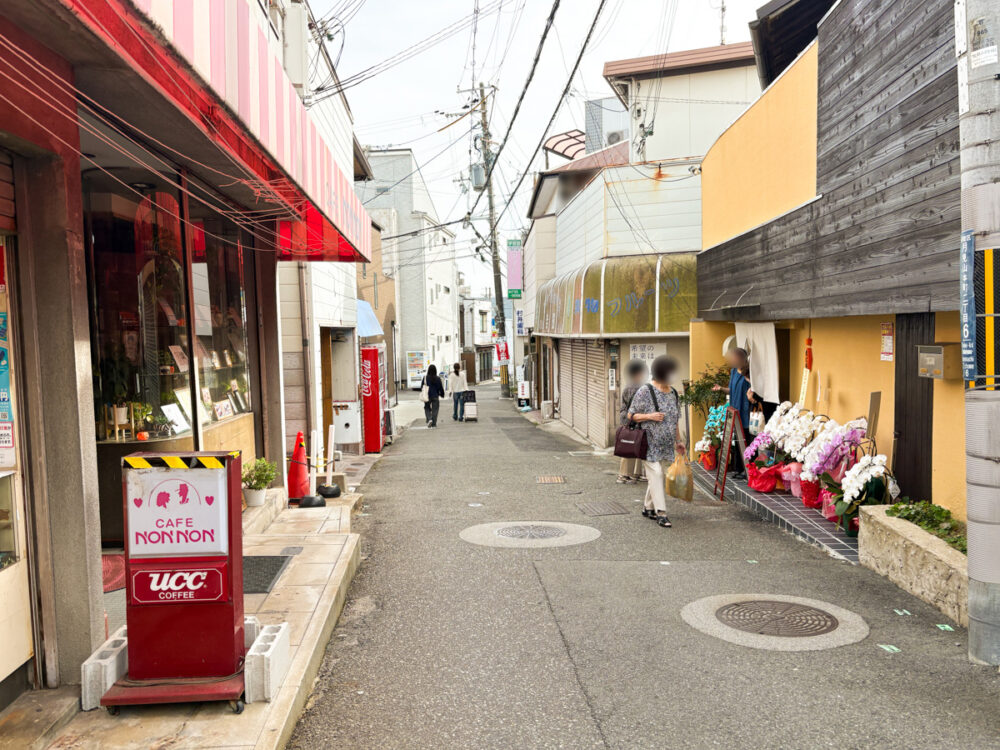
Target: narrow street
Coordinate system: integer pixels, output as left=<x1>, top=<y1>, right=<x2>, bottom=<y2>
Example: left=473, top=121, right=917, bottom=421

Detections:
left=290, top=386, right=1000, bottom=750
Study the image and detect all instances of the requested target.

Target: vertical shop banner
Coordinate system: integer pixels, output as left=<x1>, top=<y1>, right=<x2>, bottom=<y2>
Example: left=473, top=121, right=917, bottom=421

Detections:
left=515, top=309, right=525, bottom=336
left=506, top=239, right=523, bottom=299
left=960, top=229, right=978, bottom=386
left=880, top=323, right=894, bottom=362
left=0, top=346, right=13, bottom=468
left=495, top=338, right=510, bottom=364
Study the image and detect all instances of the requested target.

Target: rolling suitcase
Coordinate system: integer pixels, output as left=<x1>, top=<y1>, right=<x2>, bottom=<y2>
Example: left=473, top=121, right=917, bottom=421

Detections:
left=463, top=390, right=478, bottom=421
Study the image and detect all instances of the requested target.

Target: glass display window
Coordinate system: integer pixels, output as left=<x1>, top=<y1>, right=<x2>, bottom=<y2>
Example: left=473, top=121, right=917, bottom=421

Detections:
left=85, top=172, right=194, bottom=446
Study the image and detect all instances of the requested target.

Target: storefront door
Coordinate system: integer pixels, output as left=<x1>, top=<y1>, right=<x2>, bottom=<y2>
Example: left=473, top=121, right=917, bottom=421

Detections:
left=0, top=234, right=35, bottom=694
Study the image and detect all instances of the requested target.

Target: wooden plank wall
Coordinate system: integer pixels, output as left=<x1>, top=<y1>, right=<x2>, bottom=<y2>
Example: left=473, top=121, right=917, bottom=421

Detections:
left=698, top=0, right=959, bottom=320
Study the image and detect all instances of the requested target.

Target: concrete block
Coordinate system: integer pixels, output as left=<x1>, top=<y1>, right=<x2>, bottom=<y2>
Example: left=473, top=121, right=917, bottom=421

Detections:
left=244, top=623, right=291, bottom=703
left=244, top=615, right=261, bottom=649
left=80, top=626, right=128, bottom=711
left=329, top=472, right=347, bottom=493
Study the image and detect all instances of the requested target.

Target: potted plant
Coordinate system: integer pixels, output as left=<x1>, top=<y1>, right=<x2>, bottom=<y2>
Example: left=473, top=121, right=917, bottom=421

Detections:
left=242, top=457, right=277, bottom=507
left=825, top=454, right=891, bottom=537
left=679, top=364, right=730, bottom=419
left=101, top=349, right=132, bottom=424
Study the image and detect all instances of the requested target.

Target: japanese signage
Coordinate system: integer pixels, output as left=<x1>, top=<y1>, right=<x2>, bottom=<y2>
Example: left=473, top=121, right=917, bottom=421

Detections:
left=507, top=239, right=522, bottom=299
left=495, top=338, right=510, bottom=364
left=880, top=323, right=894, bottom=362
left=126, top=468, right=229, bottom=558
left=515, top=309, right=525, bottom=336
left=960, top=230, right=978, bottom=386
left=629, top=343, right=666, bottom=368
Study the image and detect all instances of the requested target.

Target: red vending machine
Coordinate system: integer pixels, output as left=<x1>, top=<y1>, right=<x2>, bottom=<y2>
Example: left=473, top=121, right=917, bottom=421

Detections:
left=102, top=451, right=245, bottom=711
left=361, top=345, right=387, bottom=454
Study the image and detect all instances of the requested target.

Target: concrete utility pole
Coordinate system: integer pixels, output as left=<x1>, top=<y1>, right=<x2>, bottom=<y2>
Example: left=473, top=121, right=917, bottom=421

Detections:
left=478, top=81, right=511, bottom=398
left=956, top=0, right=1000, bottom=665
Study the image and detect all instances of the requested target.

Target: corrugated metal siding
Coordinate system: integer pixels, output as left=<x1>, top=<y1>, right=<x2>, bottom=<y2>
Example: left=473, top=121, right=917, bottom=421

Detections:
left=571, top=340, right=588, bottom=436
left=558, top=339, right=573, bottom=427
left=586, top=342, right=607, bottom=447
left=555, top=183, right=603, bottom=276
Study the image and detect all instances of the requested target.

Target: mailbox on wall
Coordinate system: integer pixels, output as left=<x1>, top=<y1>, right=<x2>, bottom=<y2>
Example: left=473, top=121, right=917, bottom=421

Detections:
left=102, top=451, right=245, bottom=710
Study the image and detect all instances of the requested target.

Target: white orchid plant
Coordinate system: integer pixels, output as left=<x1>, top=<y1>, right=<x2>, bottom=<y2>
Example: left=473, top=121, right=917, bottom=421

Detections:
left=825, top=453, right=890, bottom=517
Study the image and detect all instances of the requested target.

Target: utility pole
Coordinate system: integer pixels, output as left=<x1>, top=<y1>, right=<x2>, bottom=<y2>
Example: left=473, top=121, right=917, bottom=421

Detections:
left=956, top=0, right=1000, bottom=665
left=478, top=81, right=511, bottom=398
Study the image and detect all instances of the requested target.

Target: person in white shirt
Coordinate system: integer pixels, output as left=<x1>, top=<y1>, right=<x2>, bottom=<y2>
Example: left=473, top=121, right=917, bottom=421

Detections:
left=447, top=363, right=469, bottom=422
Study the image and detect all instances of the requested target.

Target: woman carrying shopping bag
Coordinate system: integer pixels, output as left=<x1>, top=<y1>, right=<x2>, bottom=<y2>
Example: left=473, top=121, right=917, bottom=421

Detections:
left=628, top=355, right=685, bottom=528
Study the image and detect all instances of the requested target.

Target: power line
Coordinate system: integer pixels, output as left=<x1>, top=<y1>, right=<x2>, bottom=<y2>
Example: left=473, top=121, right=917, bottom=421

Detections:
left=491, top=0, right=609, bottom=232
left=467, top=0, right=561, bottom=221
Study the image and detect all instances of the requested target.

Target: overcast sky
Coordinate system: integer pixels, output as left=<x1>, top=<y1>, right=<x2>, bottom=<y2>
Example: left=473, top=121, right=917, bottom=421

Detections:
left=317, top=0, right=763, bottom=290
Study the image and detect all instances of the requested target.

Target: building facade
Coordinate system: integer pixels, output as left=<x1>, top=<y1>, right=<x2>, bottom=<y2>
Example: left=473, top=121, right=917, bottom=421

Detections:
left=524, top=44, right=759, bottom=447
left=0, top=0, right=369, bottom=710
left=356, top=150, right=460, bottom=386
left=693, top=0, right=962, bottom=515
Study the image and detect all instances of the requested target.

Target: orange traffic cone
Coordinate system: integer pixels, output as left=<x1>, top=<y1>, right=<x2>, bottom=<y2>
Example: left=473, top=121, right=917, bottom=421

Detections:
left=288, top=431, right=309, bottom=500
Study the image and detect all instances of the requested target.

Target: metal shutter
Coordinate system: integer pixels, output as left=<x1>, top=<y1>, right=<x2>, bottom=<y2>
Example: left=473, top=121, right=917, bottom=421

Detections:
left=558, top=339, right=573, bottom=428
left=0, top=150, right=14, bottom=232
left=586, top=342, right=607, bottom=447
left=571, top=340, right=587, bottom=436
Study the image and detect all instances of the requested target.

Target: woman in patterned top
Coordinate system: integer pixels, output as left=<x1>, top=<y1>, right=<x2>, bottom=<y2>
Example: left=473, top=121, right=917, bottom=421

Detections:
left=628, top=355, right=684, bottom=528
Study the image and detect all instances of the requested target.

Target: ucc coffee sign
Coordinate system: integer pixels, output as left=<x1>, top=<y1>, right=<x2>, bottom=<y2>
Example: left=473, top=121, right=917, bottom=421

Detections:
left=126, top=468, right=229, bottom=558
left=130, top=565, right=227, bottom=604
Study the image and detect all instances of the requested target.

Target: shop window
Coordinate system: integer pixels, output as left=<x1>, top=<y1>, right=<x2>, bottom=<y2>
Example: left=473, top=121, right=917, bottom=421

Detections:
left=86, top=180, right=194, bottom=446
left=0, top=476, right=16, bottom=571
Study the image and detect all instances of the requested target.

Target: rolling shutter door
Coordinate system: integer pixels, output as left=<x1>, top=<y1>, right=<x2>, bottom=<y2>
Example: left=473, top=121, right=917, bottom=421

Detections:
left=571, top=340, right=587, bottom=436
left=0, top=150, right=14, bottom=232
left=558, top=339, right=573, bottom=428
left=586, top=343, right=607, bottom=447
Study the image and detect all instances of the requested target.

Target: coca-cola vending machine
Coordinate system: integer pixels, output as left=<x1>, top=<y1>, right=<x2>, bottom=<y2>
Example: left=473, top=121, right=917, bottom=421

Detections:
left=361, top=345, right=387, bottom=454
left=102, top=451, right=246, bottom=712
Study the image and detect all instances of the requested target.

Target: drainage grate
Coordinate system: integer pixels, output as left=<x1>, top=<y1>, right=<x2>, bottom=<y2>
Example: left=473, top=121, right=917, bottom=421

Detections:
left=243, top=555, right=291, bottom=594
left=715, top=600, right=839, bottom=637
left=495, top=524, right=567, bottom=540
left=536, top=476, right=565, bottom=484
left=576, top=501, right=629, bottom=516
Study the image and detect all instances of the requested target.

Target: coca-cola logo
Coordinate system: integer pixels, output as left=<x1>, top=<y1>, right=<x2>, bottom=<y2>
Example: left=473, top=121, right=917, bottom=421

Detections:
left=361, top=359, right=373, bottom=398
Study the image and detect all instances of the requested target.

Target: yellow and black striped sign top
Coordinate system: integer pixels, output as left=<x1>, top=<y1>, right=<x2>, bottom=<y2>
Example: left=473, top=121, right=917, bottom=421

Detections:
left=122, top=452, right=240, bottom=470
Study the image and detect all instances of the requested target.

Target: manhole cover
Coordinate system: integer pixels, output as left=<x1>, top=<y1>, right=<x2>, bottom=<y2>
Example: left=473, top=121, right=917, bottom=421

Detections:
left=715, top=600, right=839, bottom=637
left=495, top=524, right=567, bottom=540
left=681, top=594, right=868, bottom=652
left=536, top=476, right=565, bottom=484
left=576, top=501, right=629, bottom=516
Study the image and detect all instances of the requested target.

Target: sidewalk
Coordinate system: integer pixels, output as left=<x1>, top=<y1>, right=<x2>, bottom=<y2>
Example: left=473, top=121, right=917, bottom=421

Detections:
left=2, top=491, right=362, bottom=750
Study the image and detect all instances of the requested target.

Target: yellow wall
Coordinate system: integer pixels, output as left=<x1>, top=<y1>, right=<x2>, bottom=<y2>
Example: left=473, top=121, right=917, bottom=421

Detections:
left=687, top=320, right=736, bottom=452
left=701, top=41, right=818, bottom=249
left=787, top=317, right=896, bottom=466
left=933, top=311, right=966, bottom=519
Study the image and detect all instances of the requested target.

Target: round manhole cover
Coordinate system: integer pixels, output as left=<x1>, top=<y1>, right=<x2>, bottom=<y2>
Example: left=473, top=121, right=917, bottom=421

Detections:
left=680, top=594, right=869, bottom=652
left=495, top=524, right=567, bottom=540
left=715, top=600, right=839, bottom=637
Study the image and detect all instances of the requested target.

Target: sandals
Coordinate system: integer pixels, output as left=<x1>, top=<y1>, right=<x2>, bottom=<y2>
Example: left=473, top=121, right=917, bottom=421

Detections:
left=641, top=507, right=657, bottom=518
left=657, top=515, right=672, bottom=528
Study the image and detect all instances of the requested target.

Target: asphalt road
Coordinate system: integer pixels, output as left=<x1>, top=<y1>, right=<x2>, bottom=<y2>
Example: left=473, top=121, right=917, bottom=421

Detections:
left=289, top=384, right=1000, bottom=750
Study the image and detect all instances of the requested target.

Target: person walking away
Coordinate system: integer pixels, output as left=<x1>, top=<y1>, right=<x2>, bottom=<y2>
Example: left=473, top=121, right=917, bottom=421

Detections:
left=628, top=355, right=684, bottom=527
left=422, top=364, right=445, bottom=428
left=448, top=363, right=468, bottom=421
left=712, top=347, right=751, bottom=478
left=617, top=359, right=649, bottom=484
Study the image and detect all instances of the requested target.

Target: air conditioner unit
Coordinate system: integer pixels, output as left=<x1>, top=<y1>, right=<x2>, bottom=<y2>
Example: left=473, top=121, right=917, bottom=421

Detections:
left=606, top=130, right=626, bottom=146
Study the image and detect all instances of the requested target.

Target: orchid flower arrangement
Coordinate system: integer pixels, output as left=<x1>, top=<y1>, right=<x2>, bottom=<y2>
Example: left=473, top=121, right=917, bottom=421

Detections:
left=798, top=420, right=842, bottom=482
left=801, top=418, right=868, bottom=482
left=827, top=453, right=890, bottom=517
left=695, top=404, right=728, bottom=453
left=744, top=431, right=773, bottom=463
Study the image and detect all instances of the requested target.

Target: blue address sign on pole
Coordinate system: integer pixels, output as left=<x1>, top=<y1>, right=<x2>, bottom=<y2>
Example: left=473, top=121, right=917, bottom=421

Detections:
left=960, top=229, right=978, bottom=387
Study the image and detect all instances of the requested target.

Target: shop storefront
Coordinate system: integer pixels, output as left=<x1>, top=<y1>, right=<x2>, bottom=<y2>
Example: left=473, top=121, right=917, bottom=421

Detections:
left=537, top=253, right=697, bottom=448
left=83, top=131, right=265, bottom=541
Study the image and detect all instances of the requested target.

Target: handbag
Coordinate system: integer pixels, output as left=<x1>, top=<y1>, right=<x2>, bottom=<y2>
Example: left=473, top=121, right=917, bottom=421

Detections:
left=419, top=377, right=430, bottom=404
left=613, top=384, right=657, bottom=460
left=748, top=407, right=765, bottom=436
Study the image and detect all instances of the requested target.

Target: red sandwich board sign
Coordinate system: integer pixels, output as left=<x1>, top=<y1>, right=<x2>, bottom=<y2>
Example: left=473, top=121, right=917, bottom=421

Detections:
left=102, top=451, right=246, bottom=711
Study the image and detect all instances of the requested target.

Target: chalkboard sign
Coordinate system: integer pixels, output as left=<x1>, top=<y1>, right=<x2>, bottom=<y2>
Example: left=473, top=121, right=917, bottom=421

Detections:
left=714, top=407, right=748, bottom=498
